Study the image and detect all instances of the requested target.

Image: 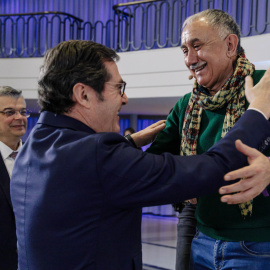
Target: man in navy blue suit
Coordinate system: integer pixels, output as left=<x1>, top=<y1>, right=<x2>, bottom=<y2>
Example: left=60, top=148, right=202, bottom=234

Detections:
left=0, top=86, right=29, bottom=270
left=10, top=40, right=270, bottom=270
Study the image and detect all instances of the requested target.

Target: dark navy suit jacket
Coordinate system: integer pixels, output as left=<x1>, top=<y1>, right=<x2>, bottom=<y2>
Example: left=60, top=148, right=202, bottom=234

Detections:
left=0, top=154, right=17, bottom=270
left=11, top=110, right=270, bottom=270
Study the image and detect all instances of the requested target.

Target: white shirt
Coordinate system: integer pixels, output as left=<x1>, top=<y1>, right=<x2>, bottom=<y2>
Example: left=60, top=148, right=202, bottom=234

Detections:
left=0, top=140, right=22, bottom=177
left=248, top=108, right=268, bottom=120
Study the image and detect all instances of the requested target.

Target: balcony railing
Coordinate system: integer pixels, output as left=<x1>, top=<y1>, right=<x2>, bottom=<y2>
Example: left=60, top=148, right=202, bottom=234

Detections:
left=0, top=0, right=269, bottom=57
left=0, top=11, right=83, bottom=57
left=113, top=0, right=270, bottom=51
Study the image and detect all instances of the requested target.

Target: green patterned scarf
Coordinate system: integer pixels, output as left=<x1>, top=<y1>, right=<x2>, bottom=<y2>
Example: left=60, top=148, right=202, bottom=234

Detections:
left=180, top=53, right=255, bottom=217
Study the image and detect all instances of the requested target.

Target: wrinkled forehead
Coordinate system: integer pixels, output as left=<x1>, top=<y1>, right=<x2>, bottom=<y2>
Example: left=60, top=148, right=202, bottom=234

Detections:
left=181, top=19, right=220, bottom=45
left=0, top=96, right=26, bottom=110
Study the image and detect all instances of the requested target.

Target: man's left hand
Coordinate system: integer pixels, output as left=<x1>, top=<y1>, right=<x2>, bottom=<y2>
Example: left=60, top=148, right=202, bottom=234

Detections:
left=219, top=139, right=270, bottom=204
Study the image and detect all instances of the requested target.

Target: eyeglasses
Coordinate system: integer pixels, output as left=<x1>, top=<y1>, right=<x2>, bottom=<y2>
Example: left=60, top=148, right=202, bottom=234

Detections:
left=105, top=81, right=126, bottom=97
left=0, top=109, right=31, bottom=118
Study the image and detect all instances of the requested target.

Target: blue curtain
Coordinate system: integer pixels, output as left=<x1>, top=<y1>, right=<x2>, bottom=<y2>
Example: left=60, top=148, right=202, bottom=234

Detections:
left=137, top=118, right=160, bottom=131
left=137, top=118, right=161, bottom=151
left=0, top=0, right=134, bottom=23
left=1, top=0, right=268, bottom=37
left=119, top=118, right=130, bottom=136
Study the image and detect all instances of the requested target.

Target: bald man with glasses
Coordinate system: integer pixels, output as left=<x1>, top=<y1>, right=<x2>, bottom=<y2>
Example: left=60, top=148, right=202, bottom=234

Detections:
left=0, top=86, right=30, bottom=270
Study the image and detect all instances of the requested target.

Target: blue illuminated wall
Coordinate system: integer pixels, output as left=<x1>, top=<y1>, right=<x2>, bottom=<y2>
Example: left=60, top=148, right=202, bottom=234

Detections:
left=1, top=0, right=269, bottom=37
left=0, top=0, right=134, bottom=23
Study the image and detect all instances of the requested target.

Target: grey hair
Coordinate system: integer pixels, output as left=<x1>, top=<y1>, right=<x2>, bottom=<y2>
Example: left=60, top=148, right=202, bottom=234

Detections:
left=182, top=9, right=244, bottom=53
left=0, top=86, right=22, bottom=98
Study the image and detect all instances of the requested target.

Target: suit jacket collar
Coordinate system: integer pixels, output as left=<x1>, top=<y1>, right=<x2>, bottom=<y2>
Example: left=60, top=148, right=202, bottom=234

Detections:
left=37, top=111, right=96, bottom=134
left=0, top=154, right=12, bottom=209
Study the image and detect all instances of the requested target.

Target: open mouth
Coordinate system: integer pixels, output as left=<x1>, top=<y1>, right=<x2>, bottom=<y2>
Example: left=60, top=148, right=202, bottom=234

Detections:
left=190, top=62, right=207, bottom=73
left=195, top=63, right=207, bottom=72
left=11, top=125, right=25, bottom=128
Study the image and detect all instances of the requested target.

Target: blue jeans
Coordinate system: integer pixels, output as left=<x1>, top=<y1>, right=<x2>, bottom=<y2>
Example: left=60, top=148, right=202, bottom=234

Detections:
left=175, top=204, right=197, bottom=270
left=190, top=231, right=270, bottom=270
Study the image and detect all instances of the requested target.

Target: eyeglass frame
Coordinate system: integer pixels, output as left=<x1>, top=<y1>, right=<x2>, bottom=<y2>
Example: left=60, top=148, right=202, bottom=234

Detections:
left=0, top=109, right=32, bottom=118
left=105, top=81, right=127, bottom=97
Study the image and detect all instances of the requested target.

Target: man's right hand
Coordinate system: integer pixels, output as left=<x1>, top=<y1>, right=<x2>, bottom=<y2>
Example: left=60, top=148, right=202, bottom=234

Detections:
left=130, top=120, right=166, bottom=148
left=246, top=67, right=270, bottom=119
left=219, top=140, right=270, bottom=204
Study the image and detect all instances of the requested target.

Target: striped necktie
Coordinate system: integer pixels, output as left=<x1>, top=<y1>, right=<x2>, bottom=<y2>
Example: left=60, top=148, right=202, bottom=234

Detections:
left=9, top=152, right=18, bottom=160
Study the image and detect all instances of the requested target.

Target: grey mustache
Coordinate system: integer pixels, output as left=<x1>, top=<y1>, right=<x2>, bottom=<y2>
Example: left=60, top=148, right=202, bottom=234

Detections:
left=190, top=62, right=206, bottom=70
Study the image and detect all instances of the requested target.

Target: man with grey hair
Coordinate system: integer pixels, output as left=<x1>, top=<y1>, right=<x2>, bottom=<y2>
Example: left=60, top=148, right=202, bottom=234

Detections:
left=0, top=86, right=29, bottom=269
left=148, top=9, right=270, bottom=270
left=10, top=40, right=270, bottom=270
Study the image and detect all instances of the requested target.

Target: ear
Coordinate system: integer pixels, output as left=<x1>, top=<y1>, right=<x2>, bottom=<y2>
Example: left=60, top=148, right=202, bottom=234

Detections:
left=225, top=34, right=238, bottom=58
left=72, top=83, right=91, bottom=109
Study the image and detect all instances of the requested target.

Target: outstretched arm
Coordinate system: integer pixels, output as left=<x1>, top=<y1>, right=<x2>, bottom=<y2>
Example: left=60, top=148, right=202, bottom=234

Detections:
left=219, top=140, right=270, bottom=204
left=129, top=120, right=166, bottom=148
left=218, top=68, right=270, bottom=204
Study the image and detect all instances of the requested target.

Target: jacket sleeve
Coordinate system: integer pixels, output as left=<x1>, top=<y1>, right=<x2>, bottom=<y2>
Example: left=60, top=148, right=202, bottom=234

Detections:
left=147, top=94, right=191, bottom=155
left=97, top=110, right=270, bottom=208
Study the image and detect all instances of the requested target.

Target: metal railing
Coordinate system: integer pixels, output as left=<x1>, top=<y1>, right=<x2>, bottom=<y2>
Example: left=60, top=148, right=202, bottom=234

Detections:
left=0, top=0, right=269, bottom=57
left=113, top=0, right=270, bottom=51
left=0, top=11, right=83, bottom=57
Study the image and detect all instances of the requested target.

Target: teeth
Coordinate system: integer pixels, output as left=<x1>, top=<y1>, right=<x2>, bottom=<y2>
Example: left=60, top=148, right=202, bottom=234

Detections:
left=190, top=62, right=206, bottom=71
left=195, top=66, right=205, bottom=72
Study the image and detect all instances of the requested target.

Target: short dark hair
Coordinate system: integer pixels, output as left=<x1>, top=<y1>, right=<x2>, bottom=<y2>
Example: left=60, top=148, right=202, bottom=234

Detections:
left=183, top=9, right=244, bottom=53
left=0, top=86, right=22, bottom=98
left=124, top=127, right=135, bottom=135
left=38, top=40, right=119, bottom=114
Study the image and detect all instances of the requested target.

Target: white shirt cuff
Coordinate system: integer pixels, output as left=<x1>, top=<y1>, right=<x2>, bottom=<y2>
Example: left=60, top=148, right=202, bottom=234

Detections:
left=247, top=108, right=268, bottom=120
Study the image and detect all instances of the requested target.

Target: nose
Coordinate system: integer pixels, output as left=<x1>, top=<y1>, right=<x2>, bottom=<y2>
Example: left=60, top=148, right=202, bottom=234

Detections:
left=122, top=93, right=128, bottom=105
left=13, top=111, right=24, bottom=119
left=186, top=49, right=198, bottom=67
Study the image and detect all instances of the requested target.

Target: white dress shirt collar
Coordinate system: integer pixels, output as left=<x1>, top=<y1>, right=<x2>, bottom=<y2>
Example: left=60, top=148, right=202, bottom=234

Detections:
left=0, top=140, right=22, bottom=160
left=0, top=140, right=23, bottom=177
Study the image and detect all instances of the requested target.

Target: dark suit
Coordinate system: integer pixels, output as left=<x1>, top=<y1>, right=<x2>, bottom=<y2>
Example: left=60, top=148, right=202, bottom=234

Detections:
left=11, top=110, right=270, bottom=270
left=0, top=154, right=17, bottom=270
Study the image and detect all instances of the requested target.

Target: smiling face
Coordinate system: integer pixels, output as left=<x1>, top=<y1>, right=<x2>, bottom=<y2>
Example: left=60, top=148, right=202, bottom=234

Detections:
left=90, top=61, right=128, bottom=133
left=181, top=18, right=236, bottom=92
left=0, top=95, right=27, bottom=149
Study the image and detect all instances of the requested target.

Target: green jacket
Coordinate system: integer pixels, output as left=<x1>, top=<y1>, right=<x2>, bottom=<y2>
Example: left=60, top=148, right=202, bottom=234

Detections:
left=148, top=70, right=270, bottom=241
